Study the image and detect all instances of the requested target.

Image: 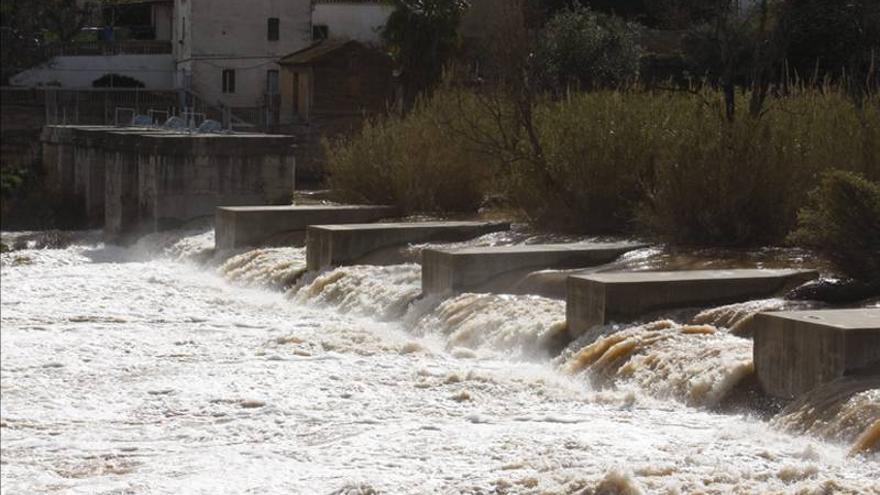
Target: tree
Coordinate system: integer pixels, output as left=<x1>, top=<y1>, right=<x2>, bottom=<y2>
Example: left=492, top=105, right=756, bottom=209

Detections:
left=681, top=0, right=787, bottom=121
left=0, top=0, right=96, bottom=83
left=381, top=0, right=469, bottom=105
left=536, top=5, right=641, bottom=92
left=777, top=0, right=880, bottom=95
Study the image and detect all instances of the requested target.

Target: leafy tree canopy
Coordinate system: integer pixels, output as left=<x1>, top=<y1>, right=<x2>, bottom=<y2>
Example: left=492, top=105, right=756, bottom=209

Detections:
left=381, top=0, right=469, bottom=103
left=536, top=5, right=641, bottom=91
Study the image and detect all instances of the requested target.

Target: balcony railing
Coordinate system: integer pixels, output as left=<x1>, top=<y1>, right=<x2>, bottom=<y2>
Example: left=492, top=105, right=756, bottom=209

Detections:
left=43, top=40, right=173, bottom=58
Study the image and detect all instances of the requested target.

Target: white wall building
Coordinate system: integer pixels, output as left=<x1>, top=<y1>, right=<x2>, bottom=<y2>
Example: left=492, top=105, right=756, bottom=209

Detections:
left=11, top=0, right=177, bottom=89
left=311, top=0, right=393, bottom=44
left=10, top=54, right=175, bottom=89
left=173, top=0, right=313, bottom=113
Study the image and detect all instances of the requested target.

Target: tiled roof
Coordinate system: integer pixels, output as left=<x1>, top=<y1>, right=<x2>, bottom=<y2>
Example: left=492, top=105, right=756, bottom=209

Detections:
left=280, top=39, right=359, bottom=65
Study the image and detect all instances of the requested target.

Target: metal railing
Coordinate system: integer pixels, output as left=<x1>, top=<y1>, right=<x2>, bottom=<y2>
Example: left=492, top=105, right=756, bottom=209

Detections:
left=42, top=40, right=173, bottom=58
left=1, top=87, right=178, bottom=126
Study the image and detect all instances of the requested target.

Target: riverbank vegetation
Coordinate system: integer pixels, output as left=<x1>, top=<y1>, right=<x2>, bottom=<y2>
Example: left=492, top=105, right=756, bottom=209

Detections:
left=325, top=0, right=879, bottom=286
left=327, top=86, right=878, bottom=240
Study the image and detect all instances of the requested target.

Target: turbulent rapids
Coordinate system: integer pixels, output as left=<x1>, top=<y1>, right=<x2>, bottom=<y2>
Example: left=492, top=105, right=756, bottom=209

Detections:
left=1, top=227, right=878, bottom=494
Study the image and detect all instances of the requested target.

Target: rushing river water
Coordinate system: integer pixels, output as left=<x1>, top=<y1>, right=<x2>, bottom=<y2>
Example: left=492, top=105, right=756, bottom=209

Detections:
left=1, top=228, right=878, bottom=494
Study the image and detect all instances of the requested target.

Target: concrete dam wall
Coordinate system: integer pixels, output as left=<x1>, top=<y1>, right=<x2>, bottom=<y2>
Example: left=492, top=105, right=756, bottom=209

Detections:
left=40, top=125, right=296, bottom=240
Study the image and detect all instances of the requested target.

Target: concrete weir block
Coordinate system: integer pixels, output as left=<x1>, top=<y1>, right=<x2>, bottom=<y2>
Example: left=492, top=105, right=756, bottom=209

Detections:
left=422, top=242, right=648, bottom=296
left=215, top=205, right=399, bottom=249
left=753, top=309, right=880, bottom=399
left=306, top=221, right=510, bottom=271
left=566, top=269, right=819, bottom=338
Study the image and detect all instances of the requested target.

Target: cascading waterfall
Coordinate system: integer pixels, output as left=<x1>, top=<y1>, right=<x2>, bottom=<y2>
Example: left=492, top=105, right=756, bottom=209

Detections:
left=692, top=298, right=821, bottom=337
left=219, top=247, right=307, bottom=289
left=409, top=293, right=567, bottom=358
left=133, top=227, right=879, bottom=453
left=132, top=224, right=215, bottom=262
left=290, top=264, right=422, bottom=320
left=772, top=374, right=880, bottom=455
left=562, top=321, right=755, bottom=408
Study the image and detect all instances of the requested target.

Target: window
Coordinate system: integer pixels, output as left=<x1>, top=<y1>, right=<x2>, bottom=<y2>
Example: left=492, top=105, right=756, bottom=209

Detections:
left=312, top=24, right=328, bottom=41
left=222, top=69, right=236, bottom=93
left=266, top=70, right=279, bottom=95
left=267, top=17, right=279, bottom=41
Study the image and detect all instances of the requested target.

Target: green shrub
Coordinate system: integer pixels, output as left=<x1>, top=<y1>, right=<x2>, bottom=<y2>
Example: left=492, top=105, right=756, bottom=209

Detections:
left=324, top=91, right=496, bottom=214
left=1, top=165, right=27, bottom=198
left=788, top=171, right=880, bottom=285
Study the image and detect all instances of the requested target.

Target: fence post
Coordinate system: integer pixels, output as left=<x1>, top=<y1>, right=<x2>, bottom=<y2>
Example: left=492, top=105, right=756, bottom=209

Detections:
left=44, top=89, right=50, bottom=125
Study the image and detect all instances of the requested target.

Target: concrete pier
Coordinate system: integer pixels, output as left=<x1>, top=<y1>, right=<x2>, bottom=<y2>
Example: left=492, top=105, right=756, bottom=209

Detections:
left=215, top=205, right=399, bottom=249
left=306, top=221, right=510, bottom=271
left=40, top=125, right=296, bottom=241
left=422, top=242, right=647, bottom=296
left=753, top=309, right=880, bottom=399
left=566, top=269, right=819, bottom=339
left=41, top=125, right=162, bottom=227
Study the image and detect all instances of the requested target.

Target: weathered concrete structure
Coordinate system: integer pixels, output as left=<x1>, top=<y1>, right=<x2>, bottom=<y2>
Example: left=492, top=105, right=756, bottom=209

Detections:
left=41, top=125, right=296, bottom=241
left=306, top=221, right=510, bottom=271
left=422, top=242, right=648, bottom=296
left=566, top=269, right=819, bottom=338
left=42, top=125, right=165, bottom=228
left=753, top=309, right=880, bottom=399
left=215, top=205, right=398, bottom=249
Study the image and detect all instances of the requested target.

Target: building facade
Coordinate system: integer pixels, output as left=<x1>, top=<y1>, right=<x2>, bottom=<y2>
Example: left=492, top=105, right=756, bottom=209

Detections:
left=173, top=0, right=313, bottom=118
left=11, top=0, right=176, bottom=89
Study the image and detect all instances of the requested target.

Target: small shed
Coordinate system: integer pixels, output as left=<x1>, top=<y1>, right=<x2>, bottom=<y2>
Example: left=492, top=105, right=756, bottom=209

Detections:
left=279, top=39, right=394, bottom=124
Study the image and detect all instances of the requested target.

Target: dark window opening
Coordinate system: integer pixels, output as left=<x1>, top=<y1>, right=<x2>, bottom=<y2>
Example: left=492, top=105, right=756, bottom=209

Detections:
left=93, top=73, right=146, bottom=88
left=312, top=25, right=328, bottom=41
left=268, top=18, right=280, bottom=41
left=222, top=69, right=236, bottom=93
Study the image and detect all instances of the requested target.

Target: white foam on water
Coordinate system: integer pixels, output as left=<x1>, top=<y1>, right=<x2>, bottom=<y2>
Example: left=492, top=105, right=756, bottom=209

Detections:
left=773, top=375, right=880, bottom=456
left=2, top=229, right=879, bottom=493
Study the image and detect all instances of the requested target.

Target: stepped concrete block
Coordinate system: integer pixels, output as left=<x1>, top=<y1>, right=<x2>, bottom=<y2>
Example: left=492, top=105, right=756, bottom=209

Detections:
left=566, top=269, right=819, bottom=339
left=215, top=205, right=398, bottom=249
left=306, top=221, right=510, bottom=271
left=422, top=242, right=648, bottom=296
left=753, top=309, right=880, bottom=399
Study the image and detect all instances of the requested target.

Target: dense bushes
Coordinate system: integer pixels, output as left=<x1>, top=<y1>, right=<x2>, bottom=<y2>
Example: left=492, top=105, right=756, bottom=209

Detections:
left=641, top=89, right=879, bottom=245
left=325, top=86, right=880, bottom=249
left=324, top=92, right=495, bottom=214
left=789, top=171, right=880, bottom=285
